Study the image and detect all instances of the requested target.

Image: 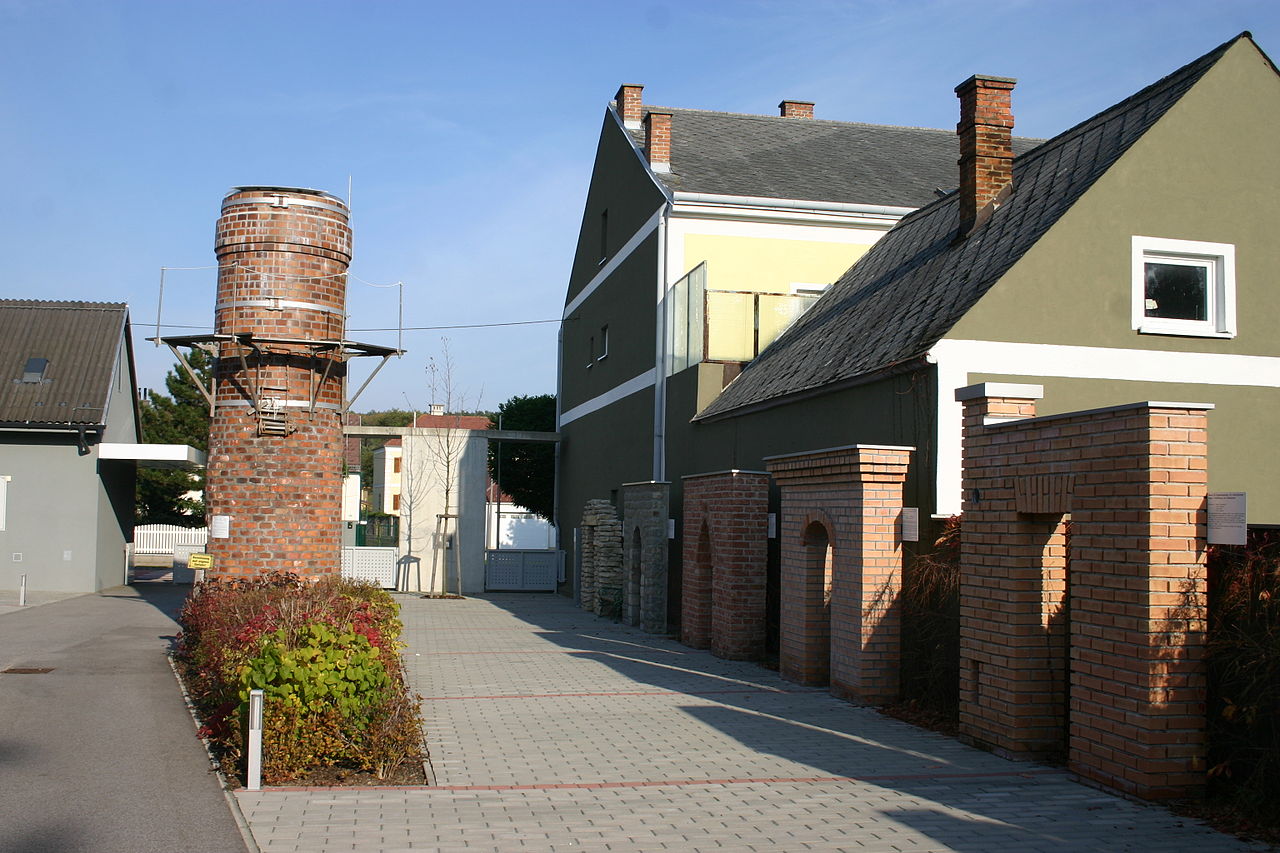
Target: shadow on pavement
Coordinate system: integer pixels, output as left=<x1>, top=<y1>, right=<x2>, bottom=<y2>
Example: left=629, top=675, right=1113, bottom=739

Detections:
left=468, top=593, right=1242, bottom=853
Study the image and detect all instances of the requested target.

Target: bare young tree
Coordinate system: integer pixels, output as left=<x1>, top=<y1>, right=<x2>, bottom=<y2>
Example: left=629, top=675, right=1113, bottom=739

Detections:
left=401, top=339, right=483, bottom=596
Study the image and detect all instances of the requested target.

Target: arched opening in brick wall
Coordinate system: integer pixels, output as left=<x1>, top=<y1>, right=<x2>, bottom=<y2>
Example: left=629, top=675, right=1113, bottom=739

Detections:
left=803, top=520, right=834, bottom=685
left=626, top=526, right=642, bottom=627
left=956, top=383, right=1212, bottom=801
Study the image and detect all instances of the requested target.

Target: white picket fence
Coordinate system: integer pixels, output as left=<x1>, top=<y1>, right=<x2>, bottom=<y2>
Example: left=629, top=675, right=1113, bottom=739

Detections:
left=134, top=524, right=209, bottom=554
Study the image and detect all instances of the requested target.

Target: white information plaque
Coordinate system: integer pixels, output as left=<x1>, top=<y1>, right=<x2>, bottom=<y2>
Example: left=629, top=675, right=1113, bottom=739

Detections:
left=1208, top=492, right=1246, bottom=546
left=901, top=507, right=920, bottom=542
left=210, top=514, right=231, bottom=540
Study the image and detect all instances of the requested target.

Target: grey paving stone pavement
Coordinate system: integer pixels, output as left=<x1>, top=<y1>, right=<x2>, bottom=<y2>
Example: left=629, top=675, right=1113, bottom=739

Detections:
left=235, top=592, right=1267, bottom=852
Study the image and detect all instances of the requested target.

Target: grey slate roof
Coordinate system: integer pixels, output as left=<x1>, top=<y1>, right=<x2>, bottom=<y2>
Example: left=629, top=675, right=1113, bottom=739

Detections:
left=0, top=300, right=130, bottom=427
left=697, top=34, right=1247, bottom=421
left=631, top=110, right=1041, bottom=208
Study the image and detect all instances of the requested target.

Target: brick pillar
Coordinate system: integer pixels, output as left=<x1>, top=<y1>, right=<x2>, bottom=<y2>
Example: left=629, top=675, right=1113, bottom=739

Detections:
left=622, top=481, right=669, bottom=634
left=767, top=445, right=912, bottom=700
left=956, top=381, right=1211, bottom=799
left=1069, top=405, right=1210, bottom=799
left=681, top=471, right=769, bottom=660
left=955, top=383, right=1055, bottom=755
left=205, top=187, right=352, bottom=579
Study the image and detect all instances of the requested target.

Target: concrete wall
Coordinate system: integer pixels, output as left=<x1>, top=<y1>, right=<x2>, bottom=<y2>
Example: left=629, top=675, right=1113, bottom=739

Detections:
left=397, top=428, right=488, bottom=595
left=0, top=435, right=120, bottom=593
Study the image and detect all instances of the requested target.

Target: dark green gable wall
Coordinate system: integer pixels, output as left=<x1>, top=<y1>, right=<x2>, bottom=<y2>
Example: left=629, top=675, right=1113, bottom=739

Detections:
left=564, top=116, right=667, bottom=305
left=558, top=112, right=668, bottom=590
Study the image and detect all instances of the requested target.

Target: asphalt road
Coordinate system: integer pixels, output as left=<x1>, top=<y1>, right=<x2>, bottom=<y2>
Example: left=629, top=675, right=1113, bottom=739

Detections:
left=0, top=584, right=249, bottom=853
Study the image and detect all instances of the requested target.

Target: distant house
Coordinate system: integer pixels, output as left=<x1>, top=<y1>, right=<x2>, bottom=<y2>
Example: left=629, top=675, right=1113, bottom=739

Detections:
left=557, top=33, right=1280, bottom=619
left=0, top=300, right=200, bottom=593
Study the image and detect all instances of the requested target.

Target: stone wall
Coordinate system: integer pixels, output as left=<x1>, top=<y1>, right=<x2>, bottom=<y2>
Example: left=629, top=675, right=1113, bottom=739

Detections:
left=621, top=481, right=669, bottom=634
left=579, top=499, right=622, bottom=616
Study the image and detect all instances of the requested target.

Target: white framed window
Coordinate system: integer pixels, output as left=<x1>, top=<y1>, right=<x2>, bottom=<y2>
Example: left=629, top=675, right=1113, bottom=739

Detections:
left=597, top=325, right=609, bottom=361
left=1132, top=236, right=1235, bottom=338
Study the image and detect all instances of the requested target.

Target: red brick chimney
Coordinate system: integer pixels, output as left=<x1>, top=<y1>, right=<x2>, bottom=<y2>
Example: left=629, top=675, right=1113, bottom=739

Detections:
left=616, top=84, right=644, bottom=128
left=779, top=100, right=814, bottom=118
left=955, top=75, right=1016, bottom=234
left=645, top=111, right=672, bottom=173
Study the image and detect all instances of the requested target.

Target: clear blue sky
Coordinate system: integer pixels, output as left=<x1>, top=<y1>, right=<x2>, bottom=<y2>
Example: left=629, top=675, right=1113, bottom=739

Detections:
left=3, top=0, right=1277, bottom=413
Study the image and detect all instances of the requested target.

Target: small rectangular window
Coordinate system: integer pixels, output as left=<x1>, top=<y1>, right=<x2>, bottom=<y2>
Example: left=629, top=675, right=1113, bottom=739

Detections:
left=597, top=325, right=609, bottom=361
left=599, top=209, right=609, bottom=264
left=1132, top=236, right=1235, bottom=338
left=392, top=493, right=400, bottom=512
left=393, top=456, right=401, bottom=474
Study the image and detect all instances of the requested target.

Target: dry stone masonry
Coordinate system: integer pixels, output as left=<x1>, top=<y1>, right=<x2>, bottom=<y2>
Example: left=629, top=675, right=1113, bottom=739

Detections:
left=621, top=481, right=669, bottom=634
left=579, top=499, right=622, bottom=616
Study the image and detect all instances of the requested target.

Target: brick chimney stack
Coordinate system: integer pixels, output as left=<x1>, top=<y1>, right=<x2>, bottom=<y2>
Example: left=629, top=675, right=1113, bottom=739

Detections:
left=207, top=186, right=352, bottom=580
left=616, top=84, right=644, bottom=128
left=955, top=74, right=1016, bottom=234
left=645, top=111, right=672, bottom=173
left=779, top=100, right=814, bottom=118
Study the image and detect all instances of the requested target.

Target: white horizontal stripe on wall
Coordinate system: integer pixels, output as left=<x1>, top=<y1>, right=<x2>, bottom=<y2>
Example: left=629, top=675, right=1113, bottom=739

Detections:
left=559, top=369, right=656, bottom=427
left=929, top=338, right=1280, bottom=517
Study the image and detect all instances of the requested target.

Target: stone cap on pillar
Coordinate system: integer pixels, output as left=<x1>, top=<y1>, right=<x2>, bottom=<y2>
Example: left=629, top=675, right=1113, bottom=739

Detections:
left=764, top=444, right=913, bottom=484
left=954, top=382, right=1043, bottom=402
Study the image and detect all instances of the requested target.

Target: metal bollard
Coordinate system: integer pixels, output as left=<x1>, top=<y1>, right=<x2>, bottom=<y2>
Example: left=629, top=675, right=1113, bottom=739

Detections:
left=18, top=574, right=26, bottom=607
left=246, top=689, right=264, bottom=790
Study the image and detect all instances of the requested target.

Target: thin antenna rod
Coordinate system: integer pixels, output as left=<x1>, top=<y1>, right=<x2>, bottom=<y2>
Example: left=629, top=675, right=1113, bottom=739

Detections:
left=155, top=268, right=166, bottom=346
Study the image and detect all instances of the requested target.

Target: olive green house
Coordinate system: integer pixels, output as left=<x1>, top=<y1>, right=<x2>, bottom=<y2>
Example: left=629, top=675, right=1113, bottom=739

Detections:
left=559, top=33, right=1280, bottom=627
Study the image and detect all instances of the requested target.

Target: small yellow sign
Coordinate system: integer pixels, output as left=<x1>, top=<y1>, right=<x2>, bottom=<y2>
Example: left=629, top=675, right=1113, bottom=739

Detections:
left=187, top=552, right=214, bottom=570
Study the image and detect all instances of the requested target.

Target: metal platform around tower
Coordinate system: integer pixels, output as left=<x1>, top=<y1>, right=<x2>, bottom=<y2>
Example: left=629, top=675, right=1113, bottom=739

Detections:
left=150, top=332, right=404, bottom=417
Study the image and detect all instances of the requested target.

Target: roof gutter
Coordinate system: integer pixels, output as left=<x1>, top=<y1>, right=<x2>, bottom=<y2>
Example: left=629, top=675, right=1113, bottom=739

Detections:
left=672, top=191, right=915, bottom=219
left=0, top=422, right=106, bottom=434
left=692, top=354, right=930, bottom=424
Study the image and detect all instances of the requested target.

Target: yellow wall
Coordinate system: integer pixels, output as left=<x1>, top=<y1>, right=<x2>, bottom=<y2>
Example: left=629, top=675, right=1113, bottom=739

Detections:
left=683, top=234, right=867, bottom=294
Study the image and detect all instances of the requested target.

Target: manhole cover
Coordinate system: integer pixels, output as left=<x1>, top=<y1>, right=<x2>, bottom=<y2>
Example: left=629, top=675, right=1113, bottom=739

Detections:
left=1, top=667, right=55, bottom=674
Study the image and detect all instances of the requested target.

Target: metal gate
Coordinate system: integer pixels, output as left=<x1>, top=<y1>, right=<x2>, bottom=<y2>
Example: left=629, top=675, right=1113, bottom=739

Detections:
left=485, top=549, right=561, bottom=591
left=341, top=546, right=399, bottom=589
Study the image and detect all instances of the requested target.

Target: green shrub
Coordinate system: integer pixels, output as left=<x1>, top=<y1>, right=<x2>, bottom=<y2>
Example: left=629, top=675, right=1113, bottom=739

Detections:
left=176, top=573, right=424, bottom=785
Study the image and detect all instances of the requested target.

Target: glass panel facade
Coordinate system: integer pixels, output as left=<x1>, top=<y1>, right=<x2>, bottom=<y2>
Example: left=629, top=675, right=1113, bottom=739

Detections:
left=665, top=263, right=822, bottom=374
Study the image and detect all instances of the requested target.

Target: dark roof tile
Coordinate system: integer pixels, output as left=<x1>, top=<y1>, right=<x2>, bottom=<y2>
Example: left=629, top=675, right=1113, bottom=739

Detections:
left=630, top=109, right=1041, bottom=207
left=0, top=300, right=129, bottom=427
left=698, top=34, right=1247, bottom=420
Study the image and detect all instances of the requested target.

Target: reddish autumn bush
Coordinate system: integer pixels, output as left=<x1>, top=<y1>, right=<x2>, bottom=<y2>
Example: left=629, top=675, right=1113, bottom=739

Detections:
left=176, top=573, right=423, bottom=784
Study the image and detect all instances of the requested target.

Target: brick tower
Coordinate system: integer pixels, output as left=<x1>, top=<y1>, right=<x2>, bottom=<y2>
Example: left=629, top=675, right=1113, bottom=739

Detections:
left=204, top=187, right=353, bottom=579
